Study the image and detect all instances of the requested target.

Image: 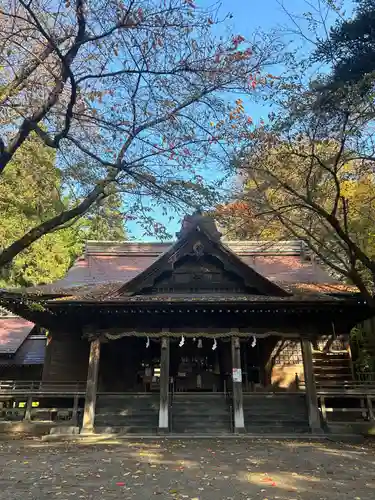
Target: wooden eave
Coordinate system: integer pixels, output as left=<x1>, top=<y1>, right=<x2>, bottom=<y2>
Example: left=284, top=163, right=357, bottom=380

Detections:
left=46, top=293, right=368, bottom=310
left=0, top=290, right=371, bottom=337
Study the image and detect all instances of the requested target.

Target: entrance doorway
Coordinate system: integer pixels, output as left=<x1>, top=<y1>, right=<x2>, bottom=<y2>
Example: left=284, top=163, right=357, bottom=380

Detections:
left=170, top=337, right=225, bottom=392
left=98, top=337, right=161, bottom=392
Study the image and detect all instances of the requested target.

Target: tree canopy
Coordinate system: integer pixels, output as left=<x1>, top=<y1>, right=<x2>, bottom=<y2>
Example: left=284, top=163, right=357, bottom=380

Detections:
left=0, top=0, right=279, bottom=268
left=314, top=0, right=375, bottom=91
left=220, top=0, right=375, bottom=307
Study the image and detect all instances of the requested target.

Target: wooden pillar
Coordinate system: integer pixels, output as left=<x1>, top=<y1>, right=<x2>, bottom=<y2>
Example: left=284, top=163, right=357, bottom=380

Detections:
left=81, top=338, right=101, bottom=434
left=158, top=337, right=170, bottom=433
left=231, top=336, right=245, bottom=433
left=71, top=394, right=79, bottom=426
left=24, top=395, right=33, bottom=421
left=301, top=339, right=322, bottom=433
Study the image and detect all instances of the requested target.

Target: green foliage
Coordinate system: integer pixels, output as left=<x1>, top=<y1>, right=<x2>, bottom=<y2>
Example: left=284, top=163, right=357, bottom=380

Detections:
left=351, top=324, right=375, bottom=375
left=25, top=301, right=46, bottom=313
left=83, top=193, right=126, bottom=241
left=0, top=135, right=126, bottom=288
left=314, top=0, right=375, bottom=94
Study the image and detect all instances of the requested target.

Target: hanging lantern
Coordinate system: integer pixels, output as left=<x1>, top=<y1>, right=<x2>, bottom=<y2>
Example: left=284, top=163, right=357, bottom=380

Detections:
left=212, top=338, right=217, bottom=350
left=251, top=335, right=257, bottom=348
left=146, top=336, right=150, bottom=348
left=179, top=335, right=185, bottom=347
left=198, top=338, right=202, bottom=348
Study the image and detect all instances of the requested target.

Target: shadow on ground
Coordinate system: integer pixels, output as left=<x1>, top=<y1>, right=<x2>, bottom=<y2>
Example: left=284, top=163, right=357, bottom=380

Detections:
left=0, top=437, right=374, bottom=499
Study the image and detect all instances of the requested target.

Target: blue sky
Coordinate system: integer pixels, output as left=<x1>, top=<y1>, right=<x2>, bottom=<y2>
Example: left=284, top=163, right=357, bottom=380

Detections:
left=127, top=0, right=354, bottom=241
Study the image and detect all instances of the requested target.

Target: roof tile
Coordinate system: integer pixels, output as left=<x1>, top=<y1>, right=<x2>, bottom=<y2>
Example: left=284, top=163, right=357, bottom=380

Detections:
left=0, top=318, right=35, bottom=354
left=18, top=240, right=348, bottom=298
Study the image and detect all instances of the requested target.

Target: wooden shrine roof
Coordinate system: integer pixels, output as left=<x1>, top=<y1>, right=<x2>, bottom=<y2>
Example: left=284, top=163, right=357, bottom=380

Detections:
left=8, top=239, right=349, bottom=297
left=0, top=317, right=35, bottom=354
left=46, top=282, right=359, bottom=303
left=0, top=212, right=366, bottom=316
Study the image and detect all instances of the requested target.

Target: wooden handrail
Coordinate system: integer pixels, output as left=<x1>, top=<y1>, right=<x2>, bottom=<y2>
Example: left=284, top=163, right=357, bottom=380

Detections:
left=0, top=380, right=86, bottom=393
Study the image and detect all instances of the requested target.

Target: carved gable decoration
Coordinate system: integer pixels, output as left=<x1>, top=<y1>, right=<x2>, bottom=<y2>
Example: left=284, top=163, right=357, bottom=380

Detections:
left=115, top=220, right=290, bottom=298
left=139, top=254, right=259, bottom=295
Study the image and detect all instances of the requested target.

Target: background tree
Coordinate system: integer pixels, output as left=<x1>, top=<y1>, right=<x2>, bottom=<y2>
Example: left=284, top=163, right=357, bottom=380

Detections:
left=0, top=134, right=127, bottom=287
left=314, top=0, right=375, bottom=93
left=82, top=193, right=127, bottom=241
left=0, top=0, right=279, bottom=268
left=221, top=0, right=375, bottom=306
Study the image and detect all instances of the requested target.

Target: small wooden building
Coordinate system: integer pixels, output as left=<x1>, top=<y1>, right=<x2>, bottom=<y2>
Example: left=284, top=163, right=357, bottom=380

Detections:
left=0, top=211, right=373, bottom=435
left=0, top=311, right=45, bottom=380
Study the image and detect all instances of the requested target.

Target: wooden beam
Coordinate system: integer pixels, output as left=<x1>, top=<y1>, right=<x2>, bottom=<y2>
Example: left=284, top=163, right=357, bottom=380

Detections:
left=81, top=338, right=101, bottom=434
left=231, top=336, right=245, bottom=433
left=301, top=339, right=323, bottom=433
left=158, top=336, right=170, bottom=433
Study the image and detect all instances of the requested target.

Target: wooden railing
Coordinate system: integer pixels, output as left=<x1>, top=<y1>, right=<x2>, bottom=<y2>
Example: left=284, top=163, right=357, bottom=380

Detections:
left=296, top=373, right=375, bottom=392
left=0, top=380, right=86, bottom=394
left=356, top=372, right=375, bottom=383
left=0, top=405, right=83, bottom=423
left=318, top=392, right=375, bottom=426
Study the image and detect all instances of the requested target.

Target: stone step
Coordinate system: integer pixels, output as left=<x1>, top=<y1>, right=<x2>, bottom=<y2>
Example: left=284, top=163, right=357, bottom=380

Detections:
left=96, top=402, right=159, bottom=410
left=242, top=404, right=307, bottom=411
left=94, top=411, right=158, bottom=418
left=95, top=415, right=158, bottom=426
left=173, top=416, right=230, bottom=424
left=172, top=405, right=228, bottom=410
left=95, top=422, right=158, bottom=429
left=172, top=418, right=230, bottom=426
left=171, top=393, right=230, bottom=433
left=314, top=369, right=352, bottom=375
left=242, top=395, right=306, bottom=400
left=96, top=398, right=159, bottom=405
left=172, top=413, right=229, bottom=419
left=95, top=425, right=158, bottom=434
left=172, top=421, right=230, bottom=430
left=245, top=418, right=309, bottom=426
left=245, top=425, right=310, bottom=434
left=95, top=410, right=158, bottom=416
left=172, top=400, right=226, bottom=404
left=315, top=378, right=353, bottom=383
left=171, top=428, right=230, bottom=434
left=243, top=405, right=306, bottom=412
left=95, top=407, right=159, bottom=413
left=313, top=352, right=350, bottom=357
left=96, top=397, right=159, bottom=402
left=243, top=414, right=307, bottom=423
left=172, top=400, right=227, bottom=405
left=313, top=358, right=351, bottom=364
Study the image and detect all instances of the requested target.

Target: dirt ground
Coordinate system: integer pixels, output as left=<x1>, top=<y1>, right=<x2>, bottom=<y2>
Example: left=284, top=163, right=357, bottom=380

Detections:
left=0, top=437, right=374, bottom=499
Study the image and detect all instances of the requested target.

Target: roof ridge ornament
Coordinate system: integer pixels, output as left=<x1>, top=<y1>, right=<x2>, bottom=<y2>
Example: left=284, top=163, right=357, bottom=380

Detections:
left=176, top=208, right=222, bottom=242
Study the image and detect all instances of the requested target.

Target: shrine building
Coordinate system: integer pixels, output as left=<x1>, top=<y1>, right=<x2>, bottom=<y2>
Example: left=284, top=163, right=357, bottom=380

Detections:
left=0, top=211, right=373, bottom=436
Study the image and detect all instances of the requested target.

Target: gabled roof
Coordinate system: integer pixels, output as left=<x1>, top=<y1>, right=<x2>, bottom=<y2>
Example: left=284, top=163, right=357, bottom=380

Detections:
left=112, top=217, right=290, bottom=298
left=10, top=241, right=339, bottom=299
left=17, top=239, right=334, bottom=296
left=0, top=212, right=361, bottom=307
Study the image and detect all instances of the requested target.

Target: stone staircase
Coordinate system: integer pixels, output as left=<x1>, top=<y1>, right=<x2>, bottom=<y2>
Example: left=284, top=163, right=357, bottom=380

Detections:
left=171, top=393, right=232, bottom=434
left=243, top=393, right=310, bottom=434
left=94, top=394, right=159, bottom=434
left=313, top=351, right=354, bottom=388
